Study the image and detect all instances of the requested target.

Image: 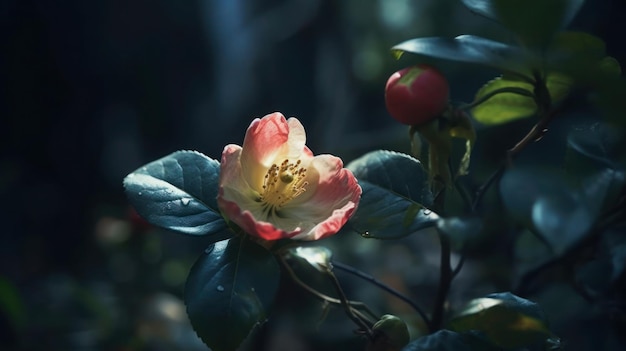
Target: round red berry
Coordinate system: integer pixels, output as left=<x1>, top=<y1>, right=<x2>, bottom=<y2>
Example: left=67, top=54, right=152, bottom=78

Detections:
left=385, top=65, right=449, bottom=125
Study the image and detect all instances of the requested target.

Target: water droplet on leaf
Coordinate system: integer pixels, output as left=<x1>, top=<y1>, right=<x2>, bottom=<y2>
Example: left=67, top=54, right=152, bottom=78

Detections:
left=216, top=285, right=225, bottom=292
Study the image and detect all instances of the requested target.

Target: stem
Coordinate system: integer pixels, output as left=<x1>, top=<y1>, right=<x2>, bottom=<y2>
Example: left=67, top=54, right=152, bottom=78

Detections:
left=472, top=166, right=506, bottom=211
left=472, top=105, right=558, bottom=211
left=430, top=186, right=452, bottom=331
left=278, top=255, right=377, bottom=337
left=326, top=269, right=375, bottom=338
left=333, top=261, right=431, bottom=331
left=451, top=254, right=466, bottom=278
left=431, top=232, right=452, bottom=331
left=459, top=87, right=534, bottom=110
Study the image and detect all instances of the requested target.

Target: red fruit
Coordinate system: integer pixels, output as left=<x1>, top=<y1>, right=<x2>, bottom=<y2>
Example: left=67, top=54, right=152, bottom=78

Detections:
left=385, top=65, right=449, bottom=125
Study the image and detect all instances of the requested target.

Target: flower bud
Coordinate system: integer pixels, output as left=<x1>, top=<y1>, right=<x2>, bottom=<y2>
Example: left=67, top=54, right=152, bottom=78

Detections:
left=366, top=314, right=410, bottom=351
left=385, top=65, right=449, bottom=126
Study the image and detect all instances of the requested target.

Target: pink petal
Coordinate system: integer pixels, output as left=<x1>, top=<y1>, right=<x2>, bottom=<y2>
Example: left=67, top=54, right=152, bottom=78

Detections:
left=283, top=155, right=362, bottom=240
left=218, top=193, right=305, bottom=240
left=292, top=200, right=358, bottom=241
left=218, top=144, right=262, bottom=217
left=239, top=113, right=288, bottom=190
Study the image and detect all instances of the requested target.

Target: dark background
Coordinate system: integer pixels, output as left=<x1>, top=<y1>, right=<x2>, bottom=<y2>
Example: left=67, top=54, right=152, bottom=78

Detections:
left=2, top=0, right=625, bottom=350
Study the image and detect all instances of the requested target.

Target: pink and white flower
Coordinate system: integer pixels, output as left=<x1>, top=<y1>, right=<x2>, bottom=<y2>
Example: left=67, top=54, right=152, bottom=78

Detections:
left=217, top=112, right=361, bottom=241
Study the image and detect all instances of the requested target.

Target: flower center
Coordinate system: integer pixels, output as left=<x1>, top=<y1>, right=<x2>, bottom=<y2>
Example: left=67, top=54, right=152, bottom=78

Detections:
left=259, top=159, right=308, bottom=212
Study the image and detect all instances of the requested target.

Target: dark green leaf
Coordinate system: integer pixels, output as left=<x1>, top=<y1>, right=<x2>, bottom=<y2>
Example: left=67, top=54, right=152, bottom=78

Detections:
left=391, top=35, right=526, bottom=75
left=546, top=32, right=622, bottom=80
left=124, top=150, right=228, bottom=236
left=566, top=122, right=626, bottom=172
left=514, top=230, right=555, bottom=284
left=185, top=237, right=280, bottom=351
left=605, top=226, right=626, bottom=282
left=547, top=32, right=606, bottom=64
left=402, top=330, right=471, bottom=351
left=500, top=167, right=595, bottom=256
left=347, top=151, right=438, bottom=239
left=461, top=0, right=585, bottom=48
left=448, top=292, right=552, bottom=349
left=348, top=150, right=432, bottom=205
left=282, top=246, right=338, bottom=298
left=581, top=169, right=625, bottom=216
left=578, top=224, right=626, bottom=296
left=575, top=259, right=613, bottom=296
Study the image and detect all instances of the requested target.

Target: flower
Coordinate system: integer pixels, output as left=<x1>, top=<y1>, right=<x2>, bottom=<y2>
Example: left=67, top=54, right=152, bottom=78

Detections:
left=217, top=112, right=361, bottom=241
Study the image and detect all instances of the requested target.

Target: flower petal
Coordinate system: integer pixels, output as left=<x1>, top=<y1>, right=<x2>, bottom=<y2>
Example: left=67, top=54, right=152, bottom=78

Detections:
left=283, top=154, right=361, bottom=240
left=218, top=145, right=261, bottom=215
left=284, top=117, right=307, bottom=158
left=240, top=113, right=291, bottom=191
left=217, top=194, right=305, bottom=240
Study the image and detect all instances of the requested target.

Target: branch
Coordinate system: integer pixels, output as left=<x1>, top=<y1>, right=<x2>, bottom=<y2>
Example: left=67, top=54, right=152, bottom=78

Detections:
left=333, top=261, right=431, bottom=331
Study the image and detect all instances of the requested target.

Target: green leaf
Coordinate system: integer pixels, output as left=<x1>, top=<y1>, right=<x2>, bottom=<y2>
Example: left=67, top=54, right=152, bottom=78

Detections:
left=124, top=150, right=228, bottom=237
left=348, top=150, right=432, bottom=205
left=471, top=74, right=571, bottom=125
left=546, top=32, right=622, bottom=78
left=402, top=330, right=471, bottom=351
left=185, top=237, right=280, bottom=351
left=500, top=167, right=594, bottom=256
left=576, top=225, right=626, bottom=297
left=548, top=31, right=606, bottom=64
left=391, top=35, right=526, bottom=75
left=448, top=292, right=553, bottom=349
left=605, top=226, right=626, bottom=282
left=471, top=77, right=536, bottom=125
left=282, top=246, right=338, bottom=298
left=580, top=169, right=625, bottom=216
left=460, top=0, right=585, bottom=48
left=566, top=122, right=626, bottom=172
left=347, top=150, right=438, bottom=239
left=284, top=246, right=332, bottom=273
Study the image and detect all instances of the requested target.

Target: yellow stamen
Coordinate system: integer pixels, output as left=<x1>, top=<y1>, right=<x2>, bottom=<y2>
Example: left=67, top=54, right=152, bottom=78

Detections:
left=259, top=159, right=308, bottom=213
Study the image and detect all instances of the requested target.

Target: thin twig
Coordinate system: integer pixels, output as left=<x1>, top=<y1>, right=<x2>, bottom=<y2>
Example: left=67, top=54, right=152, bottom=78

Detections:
left=451, top=254, right=466, bottom=279
left=333, top=261, right=431, bottom=331
left=278, top=256, right=374, bottom=316
left=472, top=165, right=506, bottom=212
left=278, top=256, right=377, bottom=337
left=326, top=268, right=375, bottom=338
